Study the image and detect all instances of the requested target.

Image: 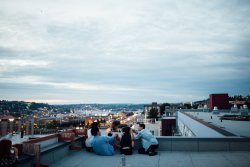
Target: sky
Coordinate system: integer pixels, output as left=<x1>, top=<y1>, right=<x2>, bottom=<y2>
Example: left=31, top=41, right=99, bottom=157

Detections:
left=0, top=0, right=250, bottom=104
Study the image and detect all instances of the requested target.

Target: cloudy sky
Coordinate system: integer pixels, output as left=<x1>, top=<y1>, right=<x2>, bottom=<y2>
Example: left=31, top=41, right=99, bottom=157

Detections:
left=0, top=0, right=250, bottom=104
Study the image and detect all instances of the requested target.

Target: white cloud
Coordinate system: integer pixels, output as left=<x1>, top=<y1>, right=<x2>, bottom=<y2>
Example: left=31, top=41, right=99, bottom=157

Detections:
left=0, top=75, right=136, bottom=92
left=0, top=59, right=50, bottom=73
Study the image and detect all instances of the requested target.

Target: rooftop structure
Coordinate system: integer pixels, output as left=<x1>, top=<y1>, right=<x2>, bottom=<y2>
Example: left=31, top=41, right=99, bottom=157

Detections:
left=180, top=110, right=250, bottom=137
left=209, top=94, right=230, bottom=110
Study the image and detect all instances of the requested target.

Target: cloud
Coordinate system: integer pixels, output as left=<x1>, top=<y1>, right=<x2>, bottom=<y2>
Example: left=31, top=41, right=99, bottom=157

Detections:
left=0, top=0, right=250, bottom=103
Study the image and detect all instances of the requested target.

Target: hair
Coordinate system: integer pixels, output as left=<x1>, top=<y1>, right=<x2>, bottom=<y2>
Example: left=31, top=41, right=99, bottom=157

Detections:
left=107, top=132, right=112, bottom=136
left=0, top=139, right=12, bottom=157
left=91, top=127, right=99, bottom=136
left=122, top=127, right=130, bottom=134
left=91, top=122, right=99, bottom=128
left=139, top=123, right=145, bottom=129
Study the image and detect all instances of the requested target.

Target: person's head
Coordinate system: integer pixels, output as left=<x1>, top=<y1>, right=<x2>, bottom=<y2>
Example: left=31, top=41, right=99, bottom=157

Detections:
left=138, top=123, right=145, bottom=131
left=91, top=127, right=100, bottom=136
left=91, top=122, right=99, bottom=128
left=107, top=132, right=112, bottom=136
left=122, top=126, right=130, bottom=134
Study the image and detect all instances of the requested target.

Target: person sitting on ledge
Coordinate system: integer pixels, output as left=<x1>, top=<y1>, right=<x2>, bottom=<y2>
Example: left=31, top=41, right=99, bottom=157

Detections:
left=90, top=127, right=115, bottom=156
left=134, top=123, right=159, bottom=156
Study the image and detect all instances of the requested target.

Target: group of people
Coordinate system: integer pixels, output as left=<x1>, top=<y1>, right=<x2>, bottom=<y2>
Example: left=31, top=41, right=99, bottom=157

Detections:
left=84, top=123, right=159, bottom=156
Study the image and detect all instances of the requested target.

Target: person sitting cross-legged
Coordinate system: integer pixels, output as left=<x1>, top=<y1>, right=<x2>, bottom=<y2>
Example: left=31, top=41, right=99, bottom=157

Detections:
left=134, top=123, right=159, bottom=156
left=90, top=127, right=115, bottom=156
left=120, top=127, right=134, bottom=155
left=85, top=122, right=100, bottom=152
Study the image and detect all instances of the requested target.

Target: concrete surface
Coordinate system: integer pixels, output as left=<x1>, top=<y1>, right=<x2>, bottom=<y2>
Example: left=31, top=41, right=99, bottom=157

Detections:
left=50, top=150, right=250, bottom=167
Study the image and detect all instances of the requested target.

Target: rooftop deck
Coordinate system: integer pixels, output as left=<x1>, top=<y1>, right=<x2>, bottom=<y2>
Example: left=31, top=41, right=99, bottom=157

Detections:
left=50, top=150, right=250, bottom=167
left=14, top=130, right=250, bottom=167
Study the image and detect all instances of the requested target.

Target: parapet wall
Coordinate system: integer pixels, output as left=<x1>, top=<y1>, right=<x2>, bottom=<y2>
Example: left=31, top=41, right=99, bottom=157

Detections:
left=156, top=136, right=250, bottom=151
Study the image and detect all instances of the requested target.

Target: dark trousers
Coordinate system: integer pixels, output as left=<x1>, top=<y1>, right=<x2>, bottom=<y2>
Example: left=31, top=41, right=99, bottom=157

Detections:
left=86, top=147, right=93, bottom=152
left=120, top=148, right=133, bottom=155
left=138, top=144, right=159, bottom=154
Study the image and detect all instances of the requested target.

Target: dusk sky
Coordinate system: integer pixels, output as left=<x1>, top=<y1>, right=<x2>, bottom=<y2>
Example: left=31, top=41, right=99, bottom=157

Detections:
left=0, top=0, right=250, bottom=104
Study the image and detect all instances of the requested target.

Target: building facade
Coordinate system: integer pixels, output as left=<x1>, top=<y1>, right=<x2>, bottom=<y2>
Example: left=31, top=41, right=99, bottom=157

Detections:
left=209, top=93, right=229, bottom=110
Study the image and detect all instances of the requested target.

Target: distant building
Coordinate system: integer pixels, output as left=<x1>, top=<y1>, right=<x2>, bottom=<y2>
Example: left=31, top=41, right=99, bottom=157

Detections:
left=209, top=93, right=229, bottom=110
left=0, top=116, right=20, bottom=136
left=164, top=106, right=177, bottom=117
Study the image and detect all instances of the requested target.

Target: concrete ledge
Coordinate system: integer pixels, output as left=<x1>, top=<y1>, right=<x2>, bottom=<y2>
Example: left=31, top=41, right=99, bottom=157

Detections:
left=18, top=136, right=250, bottom=167
left=199, top=141, right=229, bottom=151
left=156, top=136, right=250, bottom=152
left=229, top=141, right=250, bottom=151
left=18, top=137, right=83, bottom=167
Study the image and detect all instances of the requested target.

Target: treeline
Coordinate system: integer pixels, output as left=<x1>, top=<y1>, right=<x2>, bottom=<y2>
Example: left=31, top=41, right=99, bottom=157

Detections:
left=0, top=100, right=50, bottom=116
left=228, top=95, right=250, bottom=101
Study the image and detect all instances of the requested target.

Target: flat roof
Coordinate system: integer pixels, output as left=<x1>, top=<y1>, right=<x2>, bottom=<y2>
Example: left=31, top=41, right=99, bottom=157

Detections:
left=50, top=150, right=250, bottom=167
left=186, top=112, right=250, bottom=137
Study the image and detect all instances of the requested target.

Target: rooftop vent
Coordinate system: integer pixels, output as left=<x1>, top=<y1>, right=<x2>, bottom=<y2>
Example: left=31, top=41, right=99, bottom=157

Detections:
left=212, top=106, right=220, bottom=115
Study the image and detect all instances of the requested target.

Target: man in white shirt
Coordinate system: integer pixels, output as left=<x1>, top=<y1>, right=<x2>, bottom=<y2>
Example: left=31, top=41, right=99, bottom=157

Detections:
left=85, top=122, right=99, bottom=152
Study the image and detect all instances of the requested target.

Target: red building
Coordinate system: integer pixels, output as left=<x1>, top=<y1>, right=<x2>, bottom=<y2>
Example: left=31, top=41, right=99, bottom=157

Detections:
left=209, top=93, right=229, bottom=110
left=161, top=118, right=176, bottom=136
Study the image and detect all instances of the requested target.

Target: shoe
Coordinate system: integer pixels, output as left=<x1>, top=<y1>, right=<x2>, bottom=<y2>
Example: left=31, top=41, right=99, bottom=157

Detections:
left=148, top=151, right=157, bottom=156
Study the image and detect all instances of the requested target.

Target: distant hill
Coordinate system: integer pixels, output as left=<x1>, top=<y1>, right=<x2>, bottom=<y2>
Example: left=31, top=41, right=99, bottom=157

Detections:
left=0, top=100, right=50, bottom=116
left=0, top=100, right=144, bottom=116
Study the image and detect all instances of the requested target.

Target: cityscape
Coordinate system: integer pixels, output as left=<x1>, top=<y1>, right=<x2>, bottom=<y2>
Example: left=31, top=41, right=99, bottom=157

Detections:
left=1, top=0, right=250, bottom=167
left=1, top=93, right=250, bottom=167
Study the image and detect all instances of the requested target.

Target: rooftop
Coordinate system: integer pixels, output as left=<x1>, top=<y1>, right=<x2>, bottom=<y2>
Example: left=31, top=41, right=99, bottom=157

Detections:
left=50, top=150, right=250, bottom=167
left=14, top=132, right=250, bottom=167
left=186, top=111, right=250, bottom=137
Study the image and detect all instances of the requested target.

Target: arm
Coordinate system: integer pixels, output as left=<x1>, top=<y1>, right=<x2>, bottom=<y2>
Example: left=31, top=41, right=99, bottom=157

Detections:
left=130, top=128, right=134, bottom=141
left=134, top=131, right=142, bottom=140
left=105, top=136, right=114, bottom=143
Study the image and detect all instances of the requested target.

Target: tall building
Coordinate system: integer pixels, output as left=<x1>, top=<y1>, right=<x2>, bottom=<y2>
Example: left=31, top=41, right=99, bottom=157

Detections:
left=209, top=93, right=229, bottom=110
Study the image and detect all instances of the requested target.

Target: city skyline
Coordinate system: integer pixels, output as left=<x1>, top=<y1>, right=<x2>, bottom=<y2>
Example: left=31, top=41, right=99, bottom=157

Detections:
left=0, top=0, right=250, bottom=104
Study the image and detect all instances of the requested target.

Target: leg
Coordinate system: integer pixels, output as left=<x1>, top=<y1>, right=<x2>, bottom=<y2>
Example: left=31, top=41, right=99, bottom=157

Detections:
left=147, top=144, right=159, bottom=156
left=86, top=147, right=93, bottom=152
left=138, top=147, right=146, bottom=154
left=121, top=148, right=132, bottom=155
left=147, top=144, right=159, bottom=152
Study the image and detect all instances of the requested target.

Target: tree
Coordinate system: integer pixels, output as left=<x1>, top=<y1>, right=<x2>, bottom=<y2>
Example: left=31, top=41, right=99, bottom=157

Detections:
left=46, top=120, right=58, bottom=129
left=184, top=103, right=191, bottom=109
left=148, top=108, right=158, bottom=119
left=160, top=103, right=170, bottom=115
left=126, top=112, right=134, bottom=117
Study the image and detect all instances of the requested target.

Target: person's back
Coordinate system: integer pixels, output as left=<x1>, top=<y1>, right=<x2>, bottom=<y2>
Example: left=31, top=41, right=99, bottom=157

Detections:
left=120, top=133, right=132, bottom=148
left=120, top=127, right=133, bottom=155
left=91, top=127, right=114, bottom=156
left=91, top=136, right=114, bottom=156
left=138, top=129, right=158, bottom=145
